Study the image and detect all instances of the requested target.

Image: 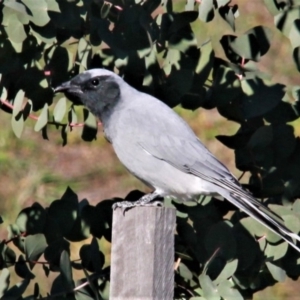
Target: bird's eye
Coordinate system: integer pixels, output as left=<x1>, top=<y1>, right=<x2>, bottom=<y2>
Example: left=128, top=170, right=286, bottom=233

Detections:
left=91, top=78, right=99, bottom=86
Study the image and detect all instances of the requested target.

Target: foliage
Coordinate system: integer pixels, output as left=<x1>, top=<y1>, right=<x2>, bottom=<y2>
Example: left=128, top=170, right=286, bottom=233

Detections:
left=1, top=0, right=300, bottom=299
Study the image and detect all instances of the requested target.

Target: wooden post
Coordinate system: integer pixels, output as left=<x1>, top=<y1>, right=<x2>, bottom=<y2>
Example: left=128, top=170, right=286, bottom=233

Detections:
left=110, top=207, right=176, bottom=300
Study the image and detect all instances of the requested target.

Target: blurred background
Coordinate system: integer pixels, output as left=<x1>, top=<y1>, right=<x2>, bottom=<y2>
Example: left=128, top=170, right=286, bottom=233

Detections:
left=1, top=0, right=300, bottom=298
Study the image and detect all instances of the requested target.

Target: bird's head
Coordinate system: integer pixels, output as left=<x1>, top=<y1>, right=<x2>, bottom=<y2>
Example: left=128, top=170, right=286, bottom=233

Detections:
left=53, top=69, right=121, bottom=117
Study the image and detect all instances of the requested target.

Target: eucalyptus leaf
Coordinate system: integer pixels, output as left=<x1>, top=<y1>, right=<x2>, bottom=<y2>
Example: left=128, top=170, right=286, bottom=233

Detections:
left=6, top=14, right=26, bottom=43
left=60, top=250, right=74, bottom=291
left=198, top=0, right=214, bottom=22
left=21, top=0, right=50, bottom=26
left=11, top=116, right=24, bottom=138
left=214, top=259, right=238, bottom=285
left=217, top=280, right=243, bottom=300
left=199, top=274, right=220, bottom=300
left=53, top=97, right=67, bottom=123
left=3, top=0, right=28, bottom=15
left=265, top=242, right=288, bottom=261
left=179, top=262, right=193, bottom=280
left=34, top=103, right=48, bottom=132
left=24, top=234, right=47, bottom=264
left=15, top=255, right=35, bottom=279
left=0, top=268, right=10, bottom=298
left=13, top=89, right=25, bottom=117
left=266, top=262, right=286, bottom=282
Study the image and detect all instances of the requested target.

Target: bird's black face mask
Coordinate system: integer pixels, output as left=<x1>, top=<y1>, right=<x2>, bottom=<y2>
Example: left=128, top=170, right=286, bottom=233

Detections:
left=53, top=72, right=121, bottom=118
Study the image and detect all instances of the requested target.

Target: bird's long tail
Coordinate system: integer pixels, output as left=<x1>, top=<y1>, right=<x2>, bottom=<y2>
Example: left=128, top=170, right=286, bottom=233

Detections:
left=214, top=180, right=300, bottom=253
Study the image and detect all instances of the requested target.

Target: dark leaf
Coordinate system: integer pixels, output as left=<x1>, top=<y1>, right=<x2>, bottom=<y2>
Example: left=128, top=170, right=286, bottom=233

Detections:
left=60, top=250, right=74, bottom=291
left=82, top=108, right=98, bottom=141
left=3, top=278, right=30, bottom=299
left=15, top=255, right=35, bottom=279
left=15, top=203, right=46, bottom=234
left=204, top=221, right=236, bottom=260
left=24, top=234, right=47, bottom=267
left=241, top=78, right=285, bottom=119
left=0, top=242, right=16, bottom=268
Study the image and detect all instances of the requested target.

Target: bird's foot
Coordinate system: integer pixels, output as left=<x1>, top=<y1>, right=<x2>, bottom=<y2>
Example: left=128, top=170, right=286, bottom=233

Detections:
left=112, top=192, right=163, bottom=214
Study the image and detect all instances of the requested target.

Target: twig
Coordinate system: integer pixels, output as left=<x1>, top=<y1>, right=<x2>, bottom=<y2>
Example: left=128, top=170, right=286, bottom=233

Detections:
left=0, top=98, right=102, bottom=128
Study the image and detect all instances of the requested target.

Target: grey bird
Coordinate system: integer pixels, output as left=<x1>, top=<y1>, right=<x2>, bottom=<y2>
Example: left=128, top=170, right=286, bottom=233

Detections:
left=54, top=68, right=300, bottom=252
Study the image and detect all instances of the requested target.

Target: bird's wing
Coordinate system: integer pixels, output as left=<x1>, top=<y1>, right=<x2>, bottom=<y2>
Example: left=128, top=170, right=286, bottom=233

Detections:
left=139, top=134, right=300, bottom=251
left=139, top=133, right=238, bottom=186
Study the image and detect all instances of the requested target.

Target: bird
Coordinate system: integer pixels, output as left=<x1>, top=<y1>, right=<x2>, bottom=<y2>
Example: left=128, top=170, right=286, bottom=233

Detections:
left=54, top=68, right=300, bottom=252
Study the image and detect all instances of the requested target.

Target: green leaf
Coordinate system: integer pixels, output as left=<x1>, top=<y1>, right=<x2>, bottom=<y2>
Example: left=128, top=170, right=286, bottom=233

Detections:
left=263, top=0, right=281, bottom=16
left=198, top=0, right=214, bottom=22
left=6, top=14, right=26, bottom=43
left=24, top=234, right=47, bottom=264
left=219, top=4, right=238, bottom=31
left=60, top=250, right=74, bottom=291
left=289, top=20, right=300, bottom=49
left=11, top=89, right=25, bottom=138
left=196, top=41, right=214, bottom=77
left=214, top=259, right=238, bottom=285
left=221, top=34, right=259, bottom=62
left=282, top=215, right=300, bottom=235
left=75, top=289, right=96, bottom=300
left=46, top=0, right=60, bottom=12
left=34, top=103, right=48, bottom=132
left=199, top=274, right=220, bottom=300
left=293, top=199, right=300, bottom=214
left=53, top=97, right=67, bottom=123
left=185, top=0, right=194, bottom=11
left=3, top=0, right=27, bottom=15
left=0, top=268, right=10, bottom=298
left=266, top=262, right=286, bottom=282
left=240, top=216, right=281, bottom=244
left=217, top=280, right=243, bottom=300
left=21, top=0, right=50, bottom=26
left=11, top=115, right=24, bottom=138
left=179, top=262, right=193, bottom=280
left=265, top=242, right=288, bottom=261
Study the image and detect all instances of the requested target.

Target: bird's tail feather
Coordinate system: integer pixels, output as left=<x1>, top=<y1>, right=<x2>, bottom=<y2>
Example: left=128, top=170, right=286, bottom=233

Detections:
left=215, top=183, right=300, bottom=253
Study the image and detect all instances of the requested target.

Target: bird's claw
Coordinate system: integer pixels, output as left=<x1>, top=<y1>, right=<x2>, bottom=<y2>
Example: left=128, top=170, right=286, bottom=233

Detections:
left=112, top=200, right=163, bottom=215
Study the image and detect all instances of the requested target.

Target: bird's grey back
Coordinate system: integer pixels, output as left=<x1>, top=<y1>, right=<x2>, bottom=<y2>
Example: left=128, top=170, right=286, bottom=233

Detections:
left=103, top=81, right=235, bottom=189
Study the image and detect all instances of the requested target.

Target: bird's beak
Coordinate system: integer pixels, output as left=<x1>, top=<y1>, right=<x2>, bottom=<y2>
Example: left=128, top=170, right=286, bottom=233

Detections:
left=53, top=81, right=83, bottom=105
left=53, top=81, right=72, bottom=93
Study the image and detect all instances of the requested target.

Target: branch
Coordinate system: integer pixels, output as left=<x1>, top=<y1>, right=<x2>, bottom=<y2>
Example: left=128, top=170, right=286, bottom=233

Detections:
left=37, top=272, right=108, bottom=299
left=0, top=98, right=102, bottom=128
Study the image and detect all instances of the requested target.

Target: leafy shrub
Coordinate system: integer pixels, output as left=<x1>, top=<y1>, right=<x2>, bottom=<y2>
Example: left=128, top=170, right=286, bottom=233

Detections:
left=1, top=0, right=300, bottom=299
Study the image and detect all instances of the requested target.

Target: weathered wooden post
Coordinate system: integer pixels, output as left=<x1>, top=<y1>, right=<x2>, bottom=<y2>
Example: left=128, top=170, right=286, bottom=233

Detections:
left=110, top=207, right=176, bottom=300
